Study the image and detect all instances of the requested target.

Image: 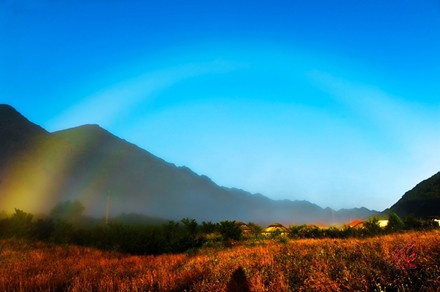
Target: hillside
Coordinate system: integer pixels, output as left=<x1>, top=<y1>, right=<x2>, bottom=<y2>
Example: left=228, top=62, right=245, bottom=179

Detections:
left=0, top=105, right=49, bottom=163
left=389, top=172, right=440, bottom=218
left=0, top=104, right=378, bottom=225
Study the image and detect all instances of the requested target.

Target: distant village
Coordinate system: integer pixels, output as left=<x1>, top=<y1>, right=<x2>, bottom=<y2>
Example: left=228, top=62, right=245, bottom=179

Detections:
left=236, top=214, right=440, bottom=239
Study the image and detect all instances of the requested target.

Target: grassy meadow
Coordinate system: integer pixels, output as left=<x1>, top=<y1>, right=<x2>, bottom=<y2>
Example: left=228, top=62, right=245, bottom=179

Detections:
left=1, top=230, right=440, bottom=291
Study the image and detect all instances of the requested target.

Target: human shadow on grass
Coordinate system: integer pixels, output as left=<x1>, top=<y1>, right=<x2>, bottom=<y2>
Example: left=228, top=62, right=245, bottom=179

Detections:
left=226, top=266, right=250, bottom=292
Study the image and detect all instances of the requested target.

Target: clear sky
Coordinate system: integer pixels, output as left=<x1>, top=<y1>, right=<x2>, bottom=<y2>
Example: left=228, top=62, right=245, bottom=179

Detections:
left=1, top=0, right=440, bottom=211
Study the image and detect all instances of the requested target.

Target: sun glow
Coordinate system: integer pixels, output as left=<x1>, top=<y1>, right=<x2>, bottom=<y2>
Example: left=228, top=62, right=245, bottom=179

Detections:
left=0, top=130, right=119, bottom=215
left=1, top=137, right=73, bottom=213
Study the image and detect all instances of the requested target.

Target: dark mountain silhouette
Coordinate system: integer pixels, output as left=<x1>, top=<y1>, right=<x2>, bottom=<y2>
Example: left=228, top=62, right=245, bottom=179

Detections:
left=0, top=105, right=49, bottom=164
left=0, top=104, right=378, bottom=225
left=388, top=172, right=440, bottom=218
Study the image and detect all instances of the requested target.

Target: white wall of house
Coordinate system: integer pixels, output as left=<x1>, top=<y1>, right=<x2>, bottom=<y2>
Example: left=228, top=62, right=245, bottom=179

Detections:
left=378, top=220, right=389, bottom=228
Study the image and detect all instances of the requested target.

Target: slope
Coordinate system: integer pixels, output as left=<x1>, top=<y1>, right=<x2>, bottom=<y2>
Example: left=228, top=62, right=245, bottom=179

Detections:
left=389, top=172, right=440, bottom=218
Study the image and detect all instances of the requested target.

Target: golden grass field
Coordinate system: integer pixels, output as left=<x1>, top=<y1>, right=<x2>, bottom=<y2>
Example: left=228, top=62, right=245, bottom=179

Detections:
left=1, top=230, right=440, bottom=291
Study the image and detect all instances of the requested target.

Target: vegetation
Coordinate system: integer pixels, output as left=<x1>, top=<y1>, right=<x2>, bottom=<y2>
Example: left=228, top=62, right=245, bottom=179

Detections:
left=0, top=202, right=438, bottom=255
left=1, top=202, right=440, bottom=290
left=1, top=231, right=440, bottom=291
left=0, top=204, right=246, bottom=255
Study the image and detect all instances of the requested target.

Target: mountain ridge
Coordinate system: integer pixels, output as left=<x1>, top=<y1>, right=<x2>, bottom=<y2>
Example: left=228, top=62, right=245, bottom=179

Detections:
left=0, top=104, right=49, bottom=160
left=0, top=104, right=379, bottom=225
left=388, top=172, right=440, bottom=218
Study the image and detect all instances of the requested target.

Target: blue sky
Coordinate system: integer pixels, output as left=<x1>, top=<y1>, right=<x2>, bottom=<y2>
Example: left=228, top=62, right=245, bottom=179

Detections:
left=1, top=0, right=440, bottom=211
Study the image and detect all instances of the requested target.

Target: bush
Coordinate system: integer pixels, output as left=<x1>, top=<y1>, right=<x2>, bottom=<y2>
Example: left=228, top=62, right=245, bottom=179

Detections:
left=32, top=218, right=55, bottom=241
left=363, top=217, right=383, bottom=236
left=50, top=220, right=74, bottom=244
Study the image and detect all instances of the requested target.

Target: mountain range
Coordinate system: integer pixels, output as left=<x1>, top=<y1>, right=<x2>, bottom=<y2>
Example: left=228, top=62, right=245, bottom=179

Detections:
left=0, top=104, right=421, bottom=225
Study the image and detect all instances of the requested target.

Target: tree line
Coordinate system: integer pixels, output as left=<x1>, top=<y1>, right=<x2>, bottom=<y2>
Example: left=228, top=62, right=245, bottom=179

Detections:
left=0, top=201, right=438, bottom=255
left=0, top=201, right=244, bottom=255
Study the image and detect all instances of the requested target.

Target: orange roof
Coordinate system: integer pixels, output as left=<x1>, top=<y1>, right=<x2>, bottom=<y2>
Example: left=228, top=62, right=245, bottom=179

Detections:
left=347, top=219, right=364, bottom=228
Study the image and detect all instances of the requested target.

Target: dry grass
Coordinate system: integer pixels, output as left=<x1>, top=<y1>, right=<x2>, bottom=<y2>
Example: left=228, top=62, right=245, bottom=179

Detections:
left=1, top=230, right=440, bottom=291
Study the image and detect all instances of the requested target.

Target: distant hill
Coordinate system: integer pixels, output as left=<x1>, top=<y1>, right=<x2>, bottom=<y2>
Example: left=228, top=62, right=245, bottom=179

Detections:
left=388, top=172, right=440, bottom=218
left=0, top=104, right=378, bottom=225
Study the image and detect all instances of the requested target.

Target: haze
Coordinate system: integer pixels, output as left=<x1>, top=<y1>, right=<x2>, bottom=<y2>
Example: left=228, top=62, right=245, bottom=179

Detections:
left=1, top=0, right=440, bottom=211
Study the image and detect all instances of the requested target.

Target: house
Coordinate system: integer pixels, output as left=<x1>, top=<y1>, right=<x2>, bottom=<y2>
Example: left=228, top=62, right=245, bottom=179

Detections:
left=425, top=216, right=440, bottom=227
left=378, top=219, right=389, bottom=228
left=235, top=221, right=251, bottom=237
left=347, top=219, right=365, bottom=229
left=262, top=222, right=289, bottom=236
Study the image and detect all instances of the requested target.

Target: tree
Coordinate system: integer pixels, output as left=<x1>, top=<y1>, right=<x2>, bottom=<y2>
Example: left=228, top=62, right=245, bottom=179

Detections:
left=200, top=221, right=217, bottom=234
left=363, top=217, right=383, bottom=236
left=387, top=212, right=404, bottom=232
left=9, top=209, right=33, bottom=238
left=247, top=222, right=263, bottom=238
left=181, top=218, right=198, bottom=235
left=403, top=215, right=423, bottom=230
left=218, top=220, right=242, bottom=242
left=180, top=218, right=204, bottom=252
